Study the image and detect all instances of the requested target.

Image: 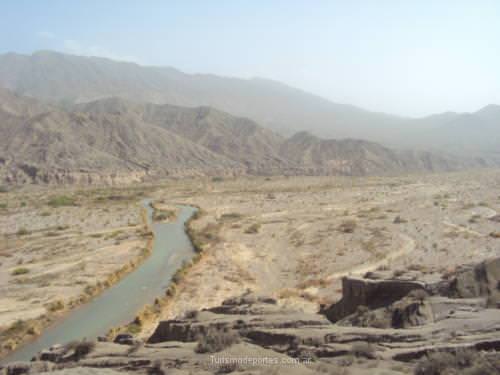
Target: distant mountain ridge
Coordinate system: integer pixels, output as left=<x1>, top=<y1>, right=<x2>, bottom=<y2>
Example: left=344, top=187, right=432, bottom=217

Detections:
left=0, top=88, right=487, bottom=184
left=0, top=50, right=498, bottom=161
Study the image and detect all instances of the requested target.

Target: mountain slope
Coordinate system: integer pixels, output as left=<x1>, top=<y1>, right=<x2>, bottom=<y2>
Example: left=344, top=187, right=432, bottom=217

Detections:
left=0, top=51, right=404, bottom=140
left=0, top=90, right=489, bottom=185
left=0, top=92, right=242, bottom=184
left=279, top=131, right=475, bottom=176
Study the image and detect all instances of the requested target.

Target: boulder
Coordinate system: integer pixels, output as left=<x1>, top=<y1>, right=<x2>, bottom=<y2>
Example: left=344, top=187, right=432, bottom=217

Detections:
left=113, top=333, right=135, bottom=345
left=447, top=257, right=500, bottom=306
left=322, top=277, right=426, bottom=323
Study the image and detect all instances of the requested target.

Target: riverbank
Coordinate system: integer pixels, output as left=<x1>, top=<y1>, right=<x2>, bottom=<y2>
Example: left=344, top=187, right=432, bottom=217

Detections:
left=0, top=188, right=154, bottom=359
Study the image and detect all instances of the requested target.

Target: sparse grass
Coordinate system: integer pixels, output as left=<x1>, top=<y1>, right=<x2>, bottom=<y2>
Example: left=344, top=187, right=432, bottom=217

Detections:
left=195, top=326, right=240, bottom=353
left=187, top=222, right=221, bottom=252
left=11, top=267, right=30, bottom=276
left=47, top=195, right=76, bottom=208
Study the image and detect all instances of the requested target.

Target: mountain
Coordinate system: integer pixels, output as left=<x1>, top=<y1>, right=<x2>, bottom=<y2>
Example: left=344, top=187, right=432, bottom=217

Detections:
left=76, top=98, right=292, bottom=174
left=0, top=51, right=405, bottom=141
left=280, top=131, right=476, bottom=176
left=0, top=89, right=242, bottom=184
left=0, top=89, right=489, bottom=185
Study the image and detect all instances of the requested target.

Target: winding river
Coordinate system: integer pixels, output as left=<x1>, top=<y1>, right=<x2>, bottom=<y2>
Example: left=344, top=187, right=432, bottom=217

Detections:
left=4, top=201, right=197, bottom=363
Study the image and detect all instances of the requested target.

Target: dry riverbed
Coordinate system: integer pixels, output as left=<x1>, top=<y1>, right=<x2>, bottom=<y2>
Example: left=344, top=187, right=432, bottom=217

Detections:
left=145, top=169, right=500, bottom=333
left=1, top=169, right=499, bottom=359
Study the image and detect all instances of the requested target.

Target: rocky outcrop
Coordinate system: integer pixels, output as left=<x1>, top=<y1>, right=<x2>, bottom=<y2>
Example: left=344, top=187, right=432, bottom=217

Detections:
left=447, top=257, right=500, bottom=306
left=337, top=291, right=434, bottom=329
left=322, top=276, right=426, bottom=323
left=2, top=260, right=499, bottom=375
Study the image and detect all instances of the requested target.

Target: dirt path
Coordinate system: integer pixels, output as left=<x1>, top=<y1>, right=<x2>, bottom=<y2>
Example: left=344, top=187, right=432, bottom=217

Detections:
left=326, top=233, right=415, bottom=281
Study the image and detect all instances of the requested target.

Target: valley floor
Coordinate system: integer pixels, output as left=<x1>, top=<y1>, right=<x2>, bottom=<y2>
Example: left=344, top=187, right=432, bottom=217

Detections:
left=1, top=169, right=499, bottom=369
left=145, top=169, right=500, bottom=332
left=0, top=186, right=154, bottom=355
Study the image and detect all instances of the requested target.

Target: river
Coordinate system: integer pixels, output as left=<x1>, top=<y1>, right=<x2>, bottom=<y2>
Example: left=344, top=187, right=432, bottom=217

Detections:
left=3, top=200, right=197, bottom=363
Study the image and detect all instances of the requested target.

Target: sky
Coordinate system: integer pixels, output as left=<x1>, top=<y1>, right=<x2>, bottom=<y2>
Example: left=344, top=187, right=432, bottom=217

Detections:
left=1, top=0, right=499, bottom=117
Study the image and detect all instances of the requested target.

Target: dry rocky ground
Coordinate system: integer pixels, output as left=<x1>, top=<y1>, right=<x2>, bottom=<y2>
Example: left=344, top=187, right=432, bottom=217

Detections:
left=0, top=186, right=155, bottom=356
left=150, top=169, right=500, bottom=324
left=1, top=169, right=499, bottom=374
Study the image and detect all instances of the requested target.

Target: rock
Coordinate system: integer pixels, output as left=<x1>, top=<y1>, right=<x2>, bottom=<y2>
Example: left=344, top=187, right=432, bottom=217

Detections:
left=113, top=334, right=135, bottom=345
left=1, top=361, right=54, bottom=375
left=447, top=257, right=500, bottom=306
left=391, top=297, right=434, bottom=328
left=322, top=277, right=427, bottom=323
left=489, top=214, right=500, bottom=222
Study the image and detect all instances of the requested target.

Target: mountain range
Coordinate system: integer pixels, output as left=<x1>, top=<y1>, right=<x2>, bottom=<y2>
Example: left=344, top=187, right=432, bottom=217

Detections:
left=0, top=51, right=497, bottom=184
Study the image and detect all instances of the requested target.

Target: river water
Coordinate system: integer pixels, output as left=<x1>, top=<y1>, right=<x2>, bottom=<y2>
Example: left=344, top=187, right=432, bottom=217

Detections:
left=3, top=201, right=197, bottom=363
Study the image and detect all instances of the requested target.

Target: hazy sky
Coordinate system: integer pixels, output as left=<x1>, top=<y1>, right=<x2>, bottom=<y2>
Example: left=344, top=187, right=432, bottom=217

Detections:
left=1, top=0, right=499, bottom=117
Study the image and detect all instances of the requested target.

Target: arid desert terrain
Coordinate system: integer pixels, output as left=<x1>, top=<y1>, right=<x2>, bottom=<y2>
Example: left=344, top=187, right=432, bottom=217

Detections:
left=1, top=169, right=499, bottom=374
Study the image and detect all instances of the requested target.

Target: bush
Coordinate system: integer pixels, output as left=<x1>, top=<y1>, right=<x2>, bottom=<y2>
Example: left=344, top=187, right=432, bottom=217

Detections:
left=16, top=228, right=30, bottom=236
left=65, top=340, right=96, bottom=360
left=339, top=220, right=357, bottom=233
left=47, top=299, right=65, bottom=312
left=393, top=215, right=408, bottom=224
left=11, top=267, right=30, bottom=276
left=47, top=195, right=76, bottom=208
left=245, top=223, right=261, bottom=234
left=0, top=186, right=8, bottom=193
left=195, top=326, right=240, bottom=353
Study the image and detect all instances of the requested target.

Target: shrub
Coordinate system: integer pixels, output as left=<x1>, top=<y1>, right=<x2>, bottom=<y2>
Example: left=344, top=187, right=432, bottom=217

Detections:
left=48, top=195, right=76, bottom=208
left=212, top=176, right=224, bottom=182
left=16, top=228, right=30, bottom=236
left=0, top=203, right=7, bottom=209
left=65, top=340, right=96, bottom=360
left=195, top=326, right=240, bottom=353
left=339, top=220, right=357, bottom=233
left=245, top=223, right=261, bottom=234
left=47, top=299, right=65, bottom=312
left=0, top=186, right=8, bottom=193
left=393, top=216, right=408, bottom=224
left=11, top=267, right=30, bottom=276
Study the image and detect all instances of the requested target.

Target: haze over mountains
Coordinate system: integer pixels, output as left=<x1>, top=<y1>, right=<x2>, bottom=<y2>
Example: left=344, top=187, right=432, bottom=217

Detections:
left=0, top=50, right=498, bottom=184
